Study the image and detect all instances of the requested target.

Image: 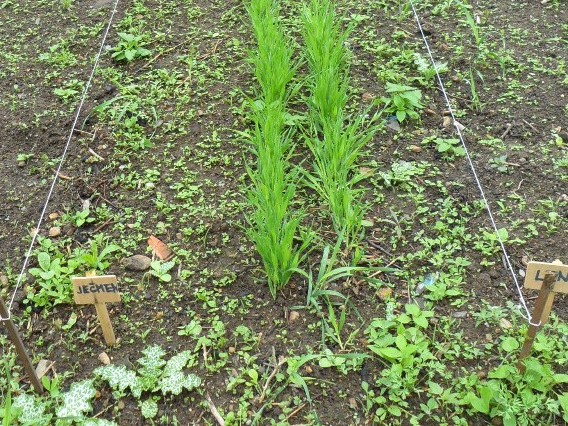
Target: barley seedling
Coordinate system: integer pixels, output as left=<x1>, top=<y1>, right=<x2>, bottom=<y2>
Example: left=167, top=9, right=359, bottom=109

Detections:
left=302, top=0, right=374, bottom=246
left=245, top=0, right=309, bottom=297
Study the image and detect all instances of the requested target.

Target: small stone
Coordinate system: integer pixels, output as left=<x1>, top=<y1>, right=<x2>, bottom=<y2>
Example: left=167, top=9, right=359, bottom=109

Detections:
left=477, top=272, right=492, bottom=287
left=443, top=116, right=452, bottom=128
left=376, top=287, right=393, bottom=301
left=361, top=92, right=374, bottom=103
left=409, top=144, right=422, bottom=153
left=288, top=311, right=300, bottom=323
left=117, top=400, right=125, bottom=410
left=488, top=269, right=499, bottom=279
left=348, top=398, right=358, bottom=410
left=228, top=346, right=236, bottom=354
left=123, top=255, right=152, bottom=271
left=386, top=117, right=400, bottom=132
left=0, top=275, right=8, bottom=287
left=104, top=84, right=115, bottom=94
left=452, top=311, right=467, bottom=319
left=521, top=256, right=529, bottom=267
left=425, top=108, right=438, bottom=116
left=485, top=333, right=493, bottom=342
left=499, top=318, right=512, bottom=330
left=49, top=227, right=61, bottom=237
left=304, top=365, right=313, bottom=374
left=98, top=352, right=111, bottom=365
left=491, top=417, right=503, bottom=426
left=48, top=212, right=59, bottom=221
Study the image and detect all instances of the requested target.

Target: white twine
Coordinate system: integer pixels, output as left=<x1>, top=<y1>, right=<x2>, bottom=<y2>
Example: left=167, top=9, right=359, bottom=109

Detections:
left=1, top=0, right=121, bottom=321
left=407, top=1, right=537, bottom=325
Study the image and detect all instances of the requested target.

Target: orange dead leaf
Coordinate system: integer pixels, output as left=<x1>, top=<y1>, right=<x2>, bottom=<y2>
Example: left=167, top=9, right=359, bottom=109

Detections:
left=148, top=235, right=174, bottom=261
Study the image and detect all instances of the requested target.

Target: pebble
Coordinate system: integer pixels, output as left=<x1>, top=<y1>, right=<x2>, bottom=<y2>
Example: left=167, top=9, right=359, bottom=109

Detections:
left=98, top=352, right=111, bottom=365
left=288, top=311, right=300, bottom=323
left=0, top=275, right=8, bottom=287
left=361, top=92, right=374, bottom=103
left=477, top=272, right=492, bottom=288
left=48, top=212, right=60, bottom=221
left=409, top=144, right=422, bottom=153
left=123, top=255, right=152, bottom=271
left=452, top=311, right=467, bottom=319
left=49, top=227, right=61, bottom=237
left=376, top=287, right=392, bottom=301
left=499, top=318, right=512, bottom=330
left=488, top=269, right=500, bottom=279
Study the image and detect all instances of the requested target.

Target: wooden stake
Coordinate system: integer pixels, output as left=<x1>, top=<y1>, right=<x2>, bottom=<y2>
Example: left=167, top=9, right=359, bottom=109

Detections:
left=72, top=275, right=120, bottom=346
left=517, top=273, right=556, bottom=373
left=0, top=297, right=43, bottom=393
left=94, top=300, right=116, bottom=345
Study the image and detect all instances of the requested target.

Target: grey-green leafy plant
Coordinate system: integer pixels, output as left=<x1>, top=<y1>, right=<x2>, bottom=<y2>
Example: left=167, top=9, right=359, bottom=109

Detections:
left=9, top=380, right=115, bottom=426
left=94, top=346, right=201, bottom=420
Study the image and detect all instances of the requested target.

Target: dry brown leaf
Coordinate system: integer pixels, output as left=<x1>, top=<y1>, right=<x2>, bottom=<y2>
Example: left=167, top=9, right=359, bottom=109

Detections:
left=148, top=235, right=174, bottom=260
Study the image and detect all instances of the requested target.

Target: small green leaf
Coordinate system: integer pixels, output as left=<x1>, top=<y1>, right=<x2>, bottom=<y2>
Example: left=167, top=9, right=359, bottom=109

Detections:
left=428, top=381, right=443, bottom=395
left=501, top=337, right=520, bottom=352
left=140, top=399, right=158, bottom=419
left=554, top=374, right=568, bottom=384
left=38, top=252, right=51, bottom=271
left=558, top=393, right=568, bottom=415
left=376, top=347, right=401, bottom=360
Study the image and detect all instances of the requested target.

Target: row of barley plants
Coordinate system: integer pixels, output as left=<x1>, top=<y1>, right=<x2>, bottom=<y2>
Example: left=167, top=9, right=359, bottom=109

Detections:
left=302, top=0, right=374, bottom=248
left=245, top=0, right=310, bottom=298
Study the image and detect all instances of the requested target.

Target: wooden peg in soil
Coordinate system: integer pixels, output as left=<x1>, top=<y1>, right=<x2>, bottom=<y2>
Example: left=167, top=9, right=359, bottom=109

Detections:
left=72, top=275, right=120, bottom=346
left=517, top=260, right=567, bottom=373
left=0, top=296, right=43, bottom=393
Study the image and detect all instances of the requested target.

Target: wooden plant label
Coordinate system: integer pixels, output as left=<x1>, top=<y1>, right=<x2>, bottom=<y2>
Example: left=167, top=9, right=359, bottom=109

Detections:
left=524, top=261, right=568, bottom=293
left=518, top=260, right=565, bottom=372
left=72, top=275, right=120, bottom=346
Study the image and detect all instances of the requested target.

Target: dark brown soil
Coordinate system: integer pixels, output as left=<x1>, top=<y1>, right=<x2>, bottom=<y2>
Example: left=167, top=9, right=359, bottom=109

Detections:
left=1, top=0, right=567, bottom=425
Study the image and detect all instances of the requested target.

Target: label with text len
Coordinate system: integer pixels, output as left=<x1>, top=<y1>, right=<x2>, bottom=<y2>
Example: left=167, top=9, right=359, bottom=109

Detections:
left=524, top=262, right=568, bottom=294
left=73, top=276, right=121, bottom=304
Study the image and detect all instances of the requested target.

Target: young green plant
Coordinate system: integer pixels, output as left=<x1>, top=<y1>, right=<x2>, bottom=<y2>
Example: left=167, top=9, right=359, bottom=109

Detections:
left=245, top=0, right=309, bottom=297
left=302, top=0, right=374, bottom=247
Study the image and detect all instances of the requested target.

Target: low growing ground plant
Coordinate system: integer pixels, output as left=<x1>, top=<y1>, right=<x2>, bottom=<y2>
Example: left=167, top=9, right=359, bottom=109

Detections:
left=94, top=345, right=201, bottom=420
